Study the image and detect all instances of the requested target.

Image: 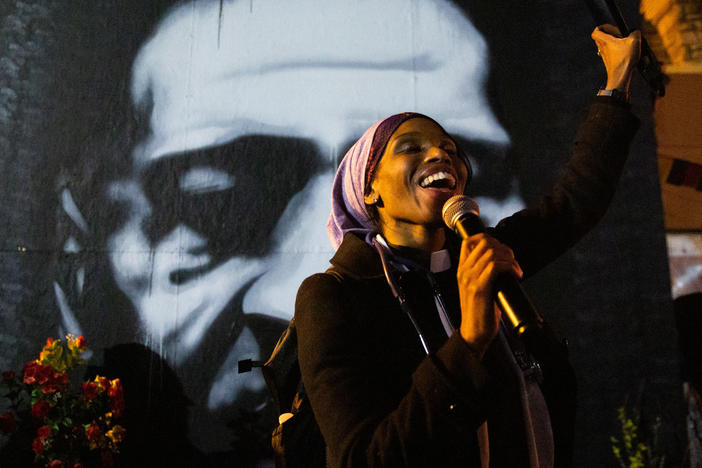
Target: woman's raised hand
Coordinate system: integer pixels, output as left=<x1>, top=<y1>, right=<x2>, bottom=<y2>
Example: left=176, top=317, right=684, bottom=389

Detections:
left=456, top=233, right=523, bottom=358
left=592, top=24, right=642, bottom=93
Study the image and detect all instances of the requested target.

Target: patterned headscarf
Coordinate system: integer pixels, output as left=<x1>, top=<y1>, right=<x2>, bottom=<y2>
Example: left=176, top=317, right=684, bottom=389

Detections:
left=327, top=112, right=470, bottom=249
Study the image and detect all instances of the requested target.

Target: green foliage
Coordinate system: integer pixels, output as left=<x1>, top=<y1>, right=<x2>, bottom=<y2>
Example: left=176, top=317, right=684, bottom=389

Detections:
left=611, top=402, right=666, bottom=468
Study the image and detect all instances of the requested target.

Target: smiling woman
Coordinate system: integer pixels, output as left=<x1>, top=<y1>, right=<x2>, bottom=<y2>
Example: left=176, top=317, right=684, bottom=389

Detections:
left=295, top=26, right=642, bottom=468
left=363, top=117, right=470, bottom=252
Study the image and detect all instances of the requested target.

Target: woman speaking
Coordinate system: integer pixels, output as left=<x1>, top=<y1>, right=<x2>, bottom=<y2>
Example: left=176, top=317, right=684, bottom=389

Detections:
left=295, top=25, right=641, bottom=468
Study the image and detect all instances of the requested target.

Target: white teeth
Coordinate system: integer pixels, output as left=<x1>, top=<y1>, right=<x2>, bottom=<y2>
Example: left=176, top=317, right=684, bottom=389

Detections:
left=420, top=171, right=456, bottom=188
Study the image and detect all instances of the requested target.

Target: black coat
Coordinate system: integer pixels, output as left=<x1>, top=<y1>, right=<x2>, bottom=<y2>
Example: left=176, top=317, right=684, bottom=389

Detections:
left=295, top=99, right=640, bottom=468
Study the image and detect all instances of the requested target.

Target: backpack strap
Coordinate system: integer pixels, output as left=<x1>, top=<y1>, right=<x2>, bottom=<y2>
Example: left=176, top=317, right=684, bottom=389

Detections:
left=261, top=319, right=301, bottom=416
left=265, top=269, right=342, bottom=468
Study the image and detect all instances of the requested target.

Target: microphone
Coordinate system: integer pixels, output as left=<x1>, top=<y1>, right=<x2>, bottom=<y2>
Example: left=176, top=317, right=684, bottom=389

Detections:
left=442, top=195, right=543, bottom=337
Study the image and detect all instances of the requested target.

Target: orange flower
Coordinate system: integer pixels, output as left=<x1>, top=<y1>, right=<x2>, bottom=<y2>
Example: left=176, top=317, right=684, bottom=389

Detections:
left=107, top=379, right=122, bottom=398
left=39, top=338, right=61, bottom=365
left=66, top=334, right=87, bottom=353
left=95, top=376, right=108, bottom=391
left=105, top=425, right=126, bottom=445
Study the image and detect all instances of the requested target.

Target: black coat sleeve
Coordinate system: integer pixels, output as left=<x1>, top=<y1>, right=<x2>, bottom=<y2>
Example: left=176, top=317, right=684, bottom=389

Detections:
left=490, top=99, right=640, bottom=276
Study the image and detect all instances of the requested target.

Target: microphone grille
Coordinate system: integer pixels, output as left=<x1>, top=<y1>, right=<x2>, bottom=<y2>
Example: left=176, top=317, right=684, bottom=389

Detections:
left=442, top=195, right=480, bottom=230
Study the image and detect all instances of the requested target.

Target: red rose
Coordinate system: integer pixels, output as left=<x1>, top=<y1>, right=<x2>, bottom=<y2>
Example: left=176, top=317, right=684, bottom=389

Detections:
left=86, top=422, right=102, bottom=443
left=22, top=361, right=36, bottom=383
left=107, top=379, right=125, bottom=417
left=37, top=425, right=51, bottom=440
left=0, top=412, right=16, bottom=433
left=42, top=372, right=69, bottom=394
left=76, top=336, right=87, bottom=349
left=23, top=361, right=52, bottom=385
left=32, top=437, right=44, bottom=454
left=2, top=370, right=14, bottom=382
left=31, top=400, right=51, bottom=420
left=49, top=460, right=65, bottom=468
left=81, top=381, right=98, bottom=400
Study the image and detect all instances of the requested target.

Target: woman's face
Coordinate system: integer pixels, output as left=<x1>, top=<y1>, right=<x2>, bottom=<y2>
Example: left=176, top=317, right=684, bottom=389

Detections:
left=365, top=118, right=469, bottom=232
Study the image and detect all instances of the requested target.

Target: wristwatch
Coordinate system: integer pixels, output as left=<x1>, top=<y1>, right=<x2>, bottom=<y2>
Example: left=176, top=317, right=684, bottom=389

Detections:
left=597, top=88, right=630, bottom=104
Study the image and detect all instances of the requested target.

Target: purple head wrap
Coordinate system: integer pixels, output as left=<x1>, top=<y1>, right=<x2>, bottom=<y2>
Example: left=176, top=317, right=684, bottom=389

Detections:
left=327, top=112, right=470, bottom=250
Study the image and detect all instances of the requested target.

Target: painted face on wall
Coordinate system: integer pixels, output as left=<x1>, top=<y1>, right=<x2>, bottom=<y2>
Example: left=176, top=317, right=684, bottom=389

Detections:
left=58, top=0, right=520, bottom=454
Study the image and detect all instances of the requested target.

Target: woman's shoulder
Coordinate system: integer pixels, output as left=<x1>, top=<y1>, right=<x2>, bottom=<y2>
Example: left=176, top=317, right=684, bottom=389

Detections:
left=294, top=269, right=369, bottom=349
left=297, top=269, right=338, bottom=295
left=295, top=269, right=346, bottom=315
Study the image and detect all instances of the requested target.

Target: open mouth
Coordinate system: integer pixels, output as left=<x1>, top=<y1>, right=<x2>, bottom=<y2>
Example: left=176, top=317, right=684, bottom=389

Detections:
left=419, top=171, right=456, bottom=190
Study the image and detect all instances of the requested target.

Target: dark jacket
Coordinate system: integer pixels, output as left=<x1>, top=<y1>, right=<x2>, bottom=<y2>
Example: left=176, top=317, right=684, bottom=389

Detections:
left=295, top=100, right=639, bottom=468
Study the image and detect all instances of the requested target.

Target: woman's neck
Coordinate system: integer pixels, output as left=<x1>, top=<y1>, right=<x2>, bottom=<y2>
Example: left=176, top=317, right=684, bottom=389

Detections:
left=380, top=222, right=446, bottom=253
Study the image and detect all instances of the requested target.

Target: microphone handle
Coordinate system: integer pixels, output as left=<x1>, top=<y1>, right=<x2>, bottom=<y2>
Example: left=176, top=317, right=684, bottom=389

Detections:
left=494, top=275, right=543, bottom=336
left=454, top=214, right=486, bottom=238
left=455, top=214, right=543, bottom=336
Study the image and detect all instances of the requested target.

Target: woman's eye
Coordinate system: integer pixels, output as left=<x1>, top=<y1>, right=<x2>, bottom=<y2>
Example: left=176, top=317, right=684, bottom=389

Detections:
left=399, top=144, right=421, bottom=153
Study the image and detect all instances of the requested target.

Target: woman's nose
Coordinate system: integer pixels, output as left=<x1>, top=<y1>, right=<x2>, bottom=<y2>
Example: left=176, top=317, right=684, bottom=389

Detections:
left=425, top=146, right=452, bottom=164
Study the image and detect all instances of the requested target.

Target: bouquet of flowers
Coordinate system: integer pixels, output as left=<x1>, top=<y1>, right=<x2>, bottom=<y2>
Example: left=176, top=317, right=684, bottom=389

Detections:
left=0, top=335, right=126, bottom=467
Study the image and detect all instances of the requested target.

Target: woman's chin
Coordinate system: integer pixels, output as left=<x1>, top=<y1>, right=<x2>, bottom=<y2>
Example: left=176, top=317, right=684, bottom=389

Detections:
left=417, top=186, right=457, bottom=212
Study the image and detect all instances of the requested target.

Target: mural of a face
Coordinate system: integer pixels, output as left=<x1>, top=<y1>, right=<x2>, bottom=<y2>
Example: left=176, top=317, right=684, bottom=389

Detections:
left=58, top=0, right=523, bottom=456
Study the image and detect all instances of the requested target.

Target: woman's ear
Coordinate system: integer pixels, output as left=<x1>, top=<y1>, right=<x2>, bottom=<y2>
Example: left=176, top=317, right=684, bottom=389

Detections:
left=364, top=188, right=379, bottom=206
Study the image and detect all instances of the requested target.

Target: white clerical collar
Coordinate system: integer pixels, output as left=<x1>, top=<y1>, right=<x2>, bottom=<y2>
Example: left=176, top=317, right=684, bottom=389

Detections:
left=430, top=249, right=451, bottom=273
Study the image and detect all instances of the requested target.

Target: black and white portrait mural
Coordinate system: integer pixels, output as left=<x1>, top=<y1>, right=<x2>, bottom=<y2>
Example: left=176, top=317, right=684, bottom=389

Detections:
left=0, top=0, right=679, bottom=466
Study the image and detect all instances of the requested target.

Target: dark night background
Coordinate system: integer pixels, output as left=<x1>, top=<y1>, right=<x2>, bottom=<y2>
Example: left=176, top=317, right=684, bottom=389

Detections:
left=0, top=0, right=680, bottom=466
